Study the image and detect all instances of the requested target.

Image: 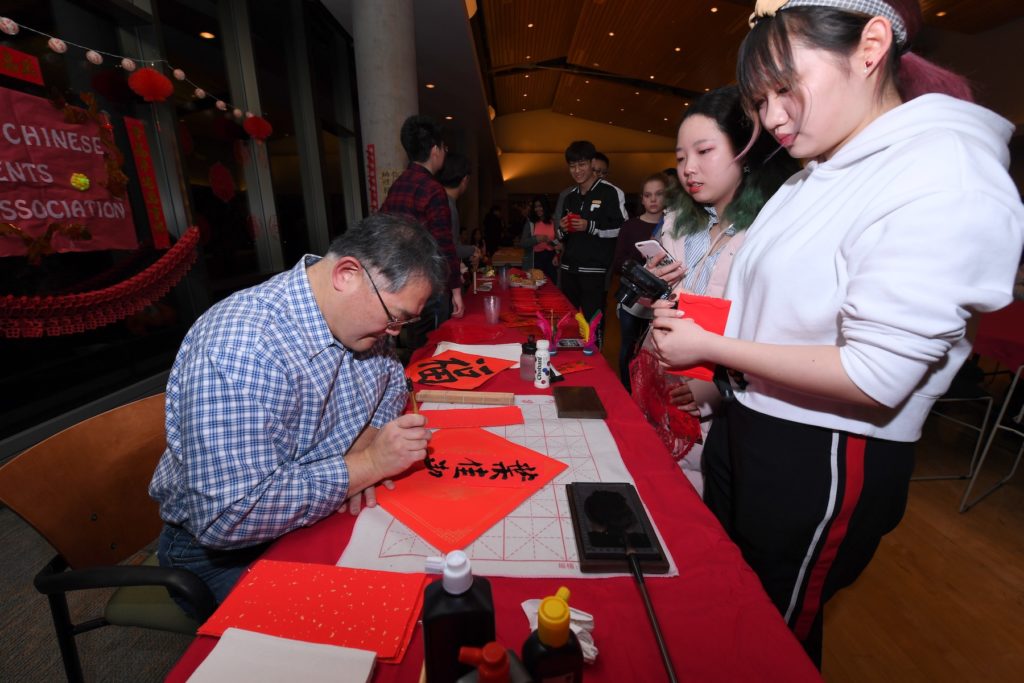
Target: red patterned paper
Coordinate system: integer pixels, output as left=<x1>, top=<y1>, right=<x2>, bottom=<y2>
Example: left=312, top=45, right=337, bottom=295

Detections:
left=198, top=560, right=427, bottom=663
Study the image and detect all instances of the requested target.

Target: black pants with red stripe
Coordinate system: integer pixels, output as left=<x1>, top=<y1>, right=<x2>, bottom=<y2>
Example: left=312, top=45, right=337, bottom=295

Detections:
left=702, top=400, right=915, bottom=668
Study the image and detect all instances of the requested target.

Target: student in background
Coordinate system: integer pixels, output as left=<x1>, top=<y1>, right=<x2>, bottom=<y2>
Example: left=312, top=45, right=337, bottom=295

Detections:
left=556, top=140, right=627, bottom=336
left=438, top=152, right=481, bottom=269
left=650, top=0, right=1024, bottom=665
left=520, top=194, right=558, bottom=281
left=610, top=172, right=669, bottom=392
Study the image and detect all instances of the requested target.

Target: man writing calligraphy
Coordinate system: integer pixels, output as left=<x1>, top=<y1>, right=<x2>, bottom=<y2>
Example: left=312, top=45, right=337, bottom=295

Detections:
left=149, top=213, right=446, bottom=608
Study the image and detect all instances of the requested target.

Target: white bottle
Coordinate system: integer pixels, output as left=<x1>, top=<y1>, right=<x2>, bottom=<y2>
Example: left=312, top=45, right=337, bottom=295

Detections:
left=534, top=339, right=551, bottom=389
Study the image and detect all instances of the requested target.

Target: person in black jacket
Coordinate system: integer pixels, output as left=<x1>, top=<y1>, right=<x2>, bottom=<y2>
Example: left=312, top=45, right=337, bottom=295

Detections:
left=556, top=140, right=628, bottom=337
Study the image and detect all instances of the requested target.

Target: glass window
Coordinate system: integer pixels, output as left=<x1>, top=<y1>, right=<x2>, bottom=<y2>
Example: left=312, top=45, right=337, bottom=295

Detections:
left=0, top=0, right=188, bottom=438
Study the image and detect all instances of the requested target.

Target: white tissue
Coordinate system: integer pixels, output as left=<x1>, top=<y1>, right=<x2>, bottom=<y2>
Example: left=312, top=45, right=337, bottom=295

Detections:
left=521, top=599, right=598, bottom=664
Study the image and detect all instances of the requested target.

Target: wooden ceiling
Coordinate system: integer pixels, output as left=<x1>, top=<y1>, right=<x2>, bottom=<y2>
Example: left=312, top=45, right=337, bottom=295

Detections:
left=478, top=0, right=1024, bottom=137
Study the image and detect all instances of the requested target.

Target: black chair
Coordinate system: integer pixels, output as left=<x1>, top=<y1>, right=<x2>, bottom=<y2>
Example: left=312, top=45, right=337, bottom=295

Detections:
left=0, top=393, right=216, bottom=682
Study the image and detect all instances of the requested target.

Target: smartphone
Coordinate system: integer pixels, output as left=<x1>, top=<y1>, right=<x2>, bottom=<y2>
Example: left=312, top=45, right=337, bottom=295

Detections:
left=635, top=240, right=675, bottom=268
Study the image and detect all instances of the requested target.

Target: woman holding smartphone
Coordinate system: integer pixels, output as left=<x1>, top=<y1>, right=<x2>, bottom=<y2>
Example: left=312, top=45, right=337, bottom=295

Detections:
left=651, top=0, right=1023, bottom=664
left=630, top=85, right=797, bottom=493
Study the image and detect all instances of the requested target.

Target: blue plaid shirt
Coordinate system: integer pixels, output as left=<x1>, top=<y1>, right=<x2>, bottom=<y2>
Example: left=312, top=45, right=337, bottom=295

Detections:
left=149, top=256, right=407, bottom=549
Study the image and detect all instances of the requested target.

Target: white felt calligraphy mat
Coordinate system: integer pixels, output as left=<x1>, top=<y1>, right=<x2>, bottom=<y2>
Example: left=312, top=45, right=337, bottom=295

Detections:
left=338, top=396, right=677, bottom=578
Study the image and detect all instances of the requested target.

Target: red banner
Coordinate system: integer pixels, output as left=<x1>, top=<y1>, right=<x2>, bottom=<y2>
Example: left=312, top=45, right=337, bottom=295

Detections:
left=366, top=143, right=377, bottom=212
left=124, top=117, right=169, bottom=248
left=0, top=86, right=137, bottom=257
left=0, top=46, right=42, bottom=86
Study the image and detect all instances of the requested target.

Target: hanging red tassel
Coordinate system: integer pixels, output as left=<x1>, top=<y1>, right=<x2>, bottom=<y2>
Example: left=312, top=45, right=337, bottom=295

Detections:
left=243, top=115, right=273, bottom=141
left=209, top=162, right=235, bottom=203
left=128, top=67, right=174, bottom=102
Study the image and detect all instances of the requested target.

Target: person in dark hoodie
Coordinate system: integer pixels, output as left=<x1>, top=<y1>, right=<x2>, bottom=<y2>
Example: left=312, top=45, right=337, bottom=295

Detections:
left=555, top=140, right=628, bottom=334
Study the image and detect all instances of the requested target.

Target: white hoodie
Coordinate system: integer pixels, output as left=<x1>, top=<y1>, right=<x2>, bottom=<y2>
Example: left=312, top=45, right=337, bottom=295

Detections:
left=724, top=94, right=1024, bottom=441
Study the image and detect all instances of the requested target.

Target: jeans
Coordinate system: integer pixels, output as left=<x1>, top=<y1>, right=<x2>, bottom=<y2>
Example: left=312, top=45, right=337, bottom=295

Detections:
left=157, top=523, right=268, bottom=615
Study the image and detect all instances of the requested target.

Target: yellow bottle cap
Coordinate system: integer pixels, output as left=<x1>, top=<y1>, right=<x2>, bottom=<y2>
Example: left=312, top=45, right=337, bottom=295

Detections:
left=537, top=586, right=571, bottom=647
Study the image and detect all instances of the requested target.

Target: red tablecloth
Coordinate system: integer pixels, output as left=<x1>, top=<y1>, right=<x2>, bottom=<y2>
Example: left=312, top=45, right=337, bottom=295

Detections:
left=975, top=300, right=1024, bottom=370
left=166, top=284, right=819, bottom=683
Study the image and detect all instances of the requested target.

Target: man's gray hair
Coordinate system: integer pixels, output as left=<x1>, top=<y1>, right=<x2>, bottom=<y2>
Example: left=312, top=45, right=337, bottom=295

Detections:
left=326, top=213, right=448, bottom=294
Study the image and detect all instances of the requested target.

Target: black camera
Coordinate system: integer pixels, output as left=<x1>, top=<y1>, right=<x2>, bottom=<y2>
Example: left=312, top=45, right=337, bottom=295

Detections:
left=615, top=259, right=673, bottom=308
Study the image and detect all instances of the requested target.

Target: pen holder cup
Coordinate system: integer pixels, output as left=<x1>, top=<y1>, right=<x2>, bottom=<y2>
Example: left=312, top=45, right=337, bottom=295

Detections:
left=483, top=295, right=501, bottom=325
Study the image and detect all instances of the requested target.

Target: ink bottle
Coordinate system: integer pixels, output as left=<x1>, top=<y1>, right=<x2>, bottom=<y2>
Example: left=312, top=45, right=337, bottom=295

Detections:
left=522, top=586, right=584, bottom=682
left=534, top=339, right=551, bottom=389
left=520, top=336, right=537, bottom=382
left=423, top=551, right=496, bottom=683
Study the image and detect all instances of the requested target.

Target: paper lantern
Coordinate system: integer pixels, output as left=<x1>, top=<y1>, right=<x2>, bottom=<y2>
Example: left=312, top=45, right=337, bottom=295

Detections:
left=172, top=68, right=186, bottom=81
left=0, top=17, right=19, bottom=35
left=232, top=108, right=242, bottom=119
left=194, top=87, right=206, bottom=99
left=128, top=67, right=174, bottom=102
left=208, top=162, right=235, bottom=203
left=47, top=38, right=67, bottom=53
left=121, top=57, right=136, bottom=72
left=243, top=115, right=272, bottom=141
left=215, top=100, right=227, bottom=111
left=85, top=50, right=103, bottom=65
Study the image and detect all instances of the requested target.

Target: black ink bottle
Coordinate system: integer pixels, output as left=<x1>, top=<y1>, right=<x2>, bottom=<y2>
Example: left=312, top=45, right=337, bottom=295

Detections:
left=423, top=550, right=496, bottom=683
left=522, top=586, right=584, bottom=682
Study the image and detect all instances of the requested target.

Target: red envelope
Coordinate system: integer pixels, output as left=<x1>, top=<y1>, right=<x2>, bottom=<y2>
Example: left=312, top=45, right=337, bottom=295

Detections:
left=667, top=294, right=732, bottom=381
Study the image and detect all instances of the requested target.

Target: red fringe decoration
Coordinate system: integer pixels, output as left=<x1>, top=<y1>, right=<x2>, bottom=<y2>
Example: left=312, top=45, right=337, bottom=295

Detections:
left=0, top=227, right=200, bottom=338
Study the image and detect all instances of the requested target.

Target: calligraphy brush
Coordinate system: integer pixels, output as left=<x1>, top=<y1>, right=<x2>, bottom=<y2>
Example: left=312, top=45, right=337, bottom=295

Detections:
left=406, top=378, right=418, bottom=414
left=585, top=491, right=678, bottom=683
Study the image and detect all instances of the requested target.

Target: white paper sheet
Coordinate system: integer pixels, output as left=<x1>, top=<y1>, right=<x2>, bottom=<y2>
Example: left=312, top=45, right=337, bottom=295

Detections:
left=187, top=628, right=375, bottom=683
left=433, top=341, right=524, bottom=368
left=338, top=396, right=676, bottom=578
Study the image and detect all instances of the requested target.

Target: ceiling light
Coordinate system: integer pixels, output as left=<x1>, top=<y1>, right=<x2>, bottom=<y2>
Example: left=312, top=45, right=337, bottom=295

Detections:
left=663, top=117, right=668, bottom=121
left=425, top=83, right=436, bottom=89
left=634, top=91, right=639, bottom=95
left=684, top=103, right=689, bottom=106
left=647, top=129, right=651, bottom=132
left=704, top=87, right=709, bottom=91
left=608, top=32, right=614, bottom=37
left=576, top=98, right=581, bottom=102
left=649, top=75, right=655, bottom=79
left=593, top=62, right=599, bottom=67
left=674, top=47, right=681, bottom=52
left=711, top=6, right=718, bottom=12
left=585, top=80, right=590, bottom=84
left=199, top=31, right=215, bottom=39
left=527, top=23, right=534, bottom=28
left=526, top=55, right=531, bottom=59
left=619, top=108, right=624, bottom=112
left=523, top=93, right=528, bottom=96
left=522, top=108, right=526, bottom=111
left=525, top=74, right=530, bottom=78
left=444, top=115, right=453, bottom=120
left=936, top=11, right=947, bottom=17
left=569, top=113, right=574, bottom=116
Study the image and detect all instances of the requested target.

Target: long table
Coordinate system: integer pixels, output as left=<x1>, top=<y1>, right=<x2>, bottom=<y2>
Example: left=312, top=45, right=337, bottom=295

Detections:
left=166, top=284, right=819, bottom=682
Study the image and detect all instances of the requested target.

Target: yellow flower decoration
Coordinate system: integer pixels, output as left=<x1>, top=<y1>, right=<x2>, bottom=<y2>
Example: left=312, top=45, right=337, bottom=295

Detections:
left=70, top=172, right=90, bottom=191
left=749, top=0, right=790, bottom=28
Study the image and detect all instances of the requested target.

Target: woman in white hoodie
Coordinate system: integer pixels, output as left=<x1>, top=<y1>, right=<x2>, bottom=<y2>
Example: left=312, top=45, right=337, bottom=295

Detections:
left=650, top=0, right=1024, bottom=666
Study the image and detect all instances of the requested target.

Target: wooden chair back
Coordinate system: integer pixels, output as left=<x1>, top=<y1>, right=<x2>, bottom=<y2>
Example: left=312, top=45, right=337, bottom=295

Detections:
left=0, top=393, right=167, bottom=569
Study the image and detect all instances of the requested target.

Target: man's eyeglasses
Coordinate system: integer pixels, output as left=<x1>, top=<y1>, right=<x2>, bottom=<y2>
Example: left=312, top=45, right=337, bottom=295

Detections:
left=364, top=267, right=420, bottom=332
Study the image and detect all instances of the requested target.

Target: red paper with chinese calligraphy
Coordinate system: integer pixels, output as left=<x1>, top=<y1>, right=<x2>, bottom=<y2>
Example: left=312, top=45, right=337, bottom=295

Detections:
left=123, top=117, right=169, bottom=248
left=0, top=46, right=43, bottom=86
left=418, top=406, right=524, bottom=429
left=405, top=349, right=515, bottom=390
left=198, top=560, right=427, bottom=663
left=667, top=294, right=732, bottom=381
left=375, top=428, right=568, bottom=552
left=0, top=86, right=137, bottom=257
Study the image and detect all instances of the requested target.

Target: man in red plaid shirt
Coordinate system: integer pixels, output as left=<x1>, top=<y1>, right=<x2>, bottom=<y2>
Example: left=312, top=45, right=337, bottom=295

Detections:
left=382, top=116, right=463, bottom=351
